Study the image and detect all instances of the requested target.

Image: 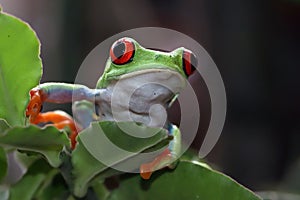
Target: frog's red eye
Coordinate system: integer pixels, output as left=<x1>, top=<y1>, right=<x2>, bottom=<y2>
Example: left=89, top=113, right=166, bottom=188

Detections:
left=110, top=38, right=135, bottom=65
left=182, top=49, right=197, bottom=77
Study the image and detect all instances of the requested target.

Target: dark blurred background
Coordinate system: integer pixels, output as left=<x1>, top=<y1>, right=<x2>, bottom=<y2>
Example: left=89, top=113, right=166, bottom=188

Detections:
left=1, top=0, right=299, bottom=194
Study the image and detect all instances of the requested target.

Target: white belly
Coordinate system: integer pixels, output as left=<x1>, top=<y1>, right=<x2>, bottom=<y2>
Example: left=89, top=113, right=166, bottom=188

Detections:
left=98, top=69, right=186, bottom=128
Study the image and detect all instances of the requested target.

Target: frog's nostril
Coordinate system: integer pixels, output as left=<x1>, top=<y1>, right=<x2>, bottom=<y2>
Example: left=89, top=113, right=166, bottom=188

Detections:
left=182, top=49, right=197, bottom=77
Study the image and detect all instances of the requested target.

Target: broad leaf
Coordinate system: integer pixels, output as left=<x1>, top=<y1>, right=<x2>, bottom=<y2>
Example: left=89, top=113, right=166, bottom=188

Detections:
left=92, top=180, right=110, bottom=200
left=14, top=151, right=41, bottom=172
left=0, top=146, right=7, bottom=181
left=0, top=119, right=10, bottom=135
left=108, top=160, right=262, bottom=200
left=0, top=125, right=69, bottom=167
left=72, top=121, right=170, bottom=197
left=34, top=168, right=69, bottom=200
left=0, top=11, right=42, bottom=126
left=71, top=138, right=107, bottom=198
left=9, top=159, right=52, bottom=200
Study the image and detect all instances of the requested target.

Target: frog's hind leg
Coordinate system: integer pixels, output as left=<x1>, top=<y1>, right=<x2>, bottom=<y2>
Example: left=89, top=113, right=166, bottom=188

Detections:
left=32, top=111, right=78, bottom=149
left=140, top=124, right=181, bottom=179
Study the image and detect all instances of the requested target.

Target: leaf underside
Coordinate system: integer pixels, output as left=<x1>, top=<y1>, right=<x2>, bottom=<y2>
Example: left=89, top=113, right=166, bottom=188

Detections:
left=0, top=125, right=69, bottom=167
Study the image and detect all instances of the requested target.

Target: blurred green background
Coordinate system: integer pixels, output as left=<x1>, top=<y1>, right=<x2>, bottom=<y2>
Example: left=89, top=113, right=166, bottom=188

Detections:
left=0, top=0, right=299, bottom=194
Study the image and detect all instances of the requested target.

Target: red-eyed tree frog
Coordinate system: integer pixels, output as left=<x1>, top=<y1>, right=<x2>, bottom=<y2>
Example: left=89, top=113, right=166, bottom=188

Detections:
left=26, top=37, right=197, bottom=180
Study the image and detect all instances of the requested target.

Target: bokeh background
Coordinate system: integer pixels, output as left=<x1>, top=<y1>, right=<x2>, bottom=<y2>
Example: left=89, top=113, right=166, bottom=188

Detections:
left=1, top=0, right=299, bottom=195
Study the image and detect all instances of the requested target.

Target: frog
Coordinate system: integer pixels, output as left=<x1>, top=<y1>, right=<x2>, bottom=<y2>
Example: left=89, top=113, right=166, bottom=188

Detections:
left=26, top=37, right=197, bottom=180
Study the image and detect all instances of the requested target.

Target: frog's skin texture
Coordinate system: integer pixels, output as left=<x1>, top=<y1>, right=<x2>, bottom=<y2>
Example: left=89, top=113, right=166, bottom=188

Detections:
left=26, top=37, right=197, bottom=179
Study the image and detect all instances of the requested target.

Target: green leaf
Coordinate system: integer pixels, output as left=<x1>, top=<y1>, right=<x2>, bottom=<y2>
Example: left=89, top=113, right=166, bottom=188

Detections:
left=108, top=160, right=262, bottom=200
left=9, top=159, right=52, bottom=200
left=14, top=151, right=41, bottom=171
left=0, top=119, right=10, bottom=135
left=0, top=146, right=7, bottom=181
left=71, top=137, right=108, bottom=198
left=92, top=180, right=110, bottom=200
left=0, top=11, right=42, bottom=126
left=9, top=174, right=45, bottom=200
left=72, top=121, right=170, bottom=197
left=15, top=159, right=70, bottom=200
left=0, top=125, right=69, bottom=167
left=34, top=171, right=70, bottom=200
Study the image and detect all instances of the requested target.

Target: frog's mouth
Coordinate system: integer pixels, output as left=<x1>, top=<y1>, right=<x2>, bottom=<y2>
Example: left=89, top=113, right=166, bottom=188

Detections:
left=117, top=68, right=186, bottom=95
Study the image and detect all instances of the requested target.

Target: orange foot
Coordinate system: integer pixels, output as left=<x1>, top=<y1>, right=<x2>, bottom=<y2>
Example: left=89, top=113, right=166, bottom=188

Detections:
left=26, top=88, right=43, bottom=123
left=140, top=149, right=172, bottom=180
left=26, top=88, right=79, bottom=149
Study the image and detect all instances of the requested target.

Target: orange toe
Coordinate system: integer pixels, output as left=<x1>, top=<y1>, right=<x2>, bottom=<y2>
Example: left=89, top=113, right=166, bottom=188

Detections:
left=140, top=163, right=153, bottom=180
left=26, top=89, right=43, bottom=123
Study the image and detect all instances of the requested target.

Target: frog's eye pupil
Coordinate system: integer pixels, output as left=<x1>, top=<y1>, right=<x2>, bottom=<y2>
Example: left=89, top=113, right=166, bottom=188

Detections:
left=182, top=49, right=197, bottom=77
left=110, top=38, right=135, bottom=65
left=113, top=42, right=126, bottom=58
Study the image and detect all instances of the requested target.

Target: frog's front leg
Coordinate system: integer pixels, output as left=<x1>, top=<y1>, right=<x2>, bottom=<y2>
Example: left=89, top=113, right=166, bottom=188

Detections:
left=26, top=83, right=104, bottom=148
left=140, top=124, right=181, bottom=179
left=26, top=83, right=102, bottom=122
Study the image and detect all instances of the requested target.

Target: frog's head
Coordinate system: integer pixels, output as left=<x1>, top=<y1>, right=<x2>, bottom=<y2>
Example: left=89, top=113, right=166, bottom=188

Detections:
left=97, top=37, right=198, bottom=126
left=97, top=37, right=197, bottom=91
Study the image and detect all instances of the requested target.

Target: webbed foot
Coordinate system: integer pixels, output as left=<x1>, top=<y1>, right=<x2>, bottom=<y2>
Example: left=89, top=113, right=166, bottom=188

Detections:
left=26, top=88, right=43, bottom=123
